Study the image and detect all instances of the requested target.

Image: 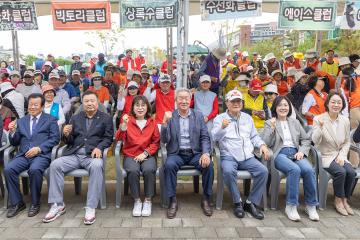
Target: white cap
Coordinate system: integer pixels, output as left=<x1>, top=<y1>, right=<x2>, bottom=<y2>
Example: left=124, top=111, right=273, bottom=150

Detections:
left=226, top=52, right=231, bottom=57
left=72, top=53, right=80, bottom=59
left=338, top=57, right=351, bottom=67
left=159, top=74, right=171, bottom=83
left=72, top=70, right=80, bottom=75
left=220, top=59, right=228, bottom=67
left=127, top=81, right=139, bottom=88
left=264, top=53, right=276, bottom=62
left=44, top=61, right=52, bottom=67
left=305, top=49, right=317, bottom=59
left=246, top=66, right=254, bottom=72
left=271, top=69, right=283, bottom=77
left=10, top=70, right=20, bottom=77
left=283, top=50, right=293, bottom=59
left=199, top=75, right=211, bottom=83
left=49, top=71, right=59, bottom=79
left=226, top=90, right=243, bottom=101
left=23, top=70, right=34, bottom=77
left=234, top=50, right=240, bottom=54
left=264, top=84, right=278, bottom=94
left=242, top=51, right=249, bottom=57
left=235, top=74, right=250, bottom=82
left=287, top=67, right=297, bottom=76
left=295, top=71, right=307, bottom=82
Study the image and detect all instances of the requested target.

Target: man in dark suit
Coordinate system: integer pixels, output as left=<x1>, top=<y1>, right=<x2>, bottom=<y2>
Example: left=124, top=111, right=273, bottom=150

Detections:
left=161, top=88, right=214, bottom=219
left=4, top=93, right=60, bottom=218
left=43, top=90, right=113, bottom=225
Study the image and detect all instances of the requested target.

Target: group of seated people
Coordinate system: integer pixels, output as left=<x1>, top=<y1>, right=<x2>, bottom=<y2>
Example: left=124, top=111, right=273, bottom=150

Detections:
left=3, top=80, right=360, bottom=226
left=1, top=50, right=360, bottom=226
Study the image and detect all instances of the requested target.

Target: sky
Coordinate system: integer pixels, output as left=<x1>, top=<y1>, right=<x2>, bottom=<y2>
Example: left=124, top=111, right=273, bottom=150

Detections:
left=0, top=13, right=278, bottom=58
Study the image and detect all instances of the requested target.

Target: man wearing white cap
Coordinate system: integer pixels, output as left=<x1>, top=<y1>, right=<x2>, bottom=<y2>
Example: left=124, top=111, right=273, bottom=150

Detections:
left=305, top=49, right=320, bottom=71
left=288, top=71, right=310, bottom=111
left=0, top=82, right=25, bottom=118
left=338, top=57, right=352, bottom=71
left=48, top=71, right=71, bottom=115
left=15, top=70, right=42, bottom=99
left=144, top=74, right=175, bottom=125
left=192, top=75, right=218, bottom=133
left=70, top=54, right=83, bottom=77
left=264, top=53, right=281, bottom=76
left=43, top=61, right=54, bottom=81
left=198, top=48, right=227, bottom=94
left=264, top=84, right=278, bottom=112
left=10, top=70, right=21, bottom=88
left=212, top=89, right=270, bottom=220
left=283, top=50, right=301, bottom=72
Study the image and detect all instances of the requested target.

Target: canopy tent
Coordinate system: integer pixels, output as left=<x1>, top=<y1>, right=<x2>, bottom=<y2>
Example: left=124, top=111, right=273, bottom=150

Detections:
left=174, top=45, right=208, bottom=55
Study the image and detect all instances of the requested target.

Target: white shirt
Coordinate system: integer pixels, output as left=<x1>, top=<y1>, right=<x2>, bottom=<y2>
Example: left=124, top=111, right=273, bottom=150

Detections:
left=136, top=119, right=147, bottom=130
left=280, top=121, right=295, bottom=148
left=30, top=113, right=42, bottom=135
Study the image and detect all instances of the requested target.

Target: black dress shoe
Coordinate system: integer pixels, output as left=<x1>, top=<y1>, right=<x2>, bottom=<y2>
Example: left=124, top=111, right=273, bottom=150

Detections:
left=28, top=204, right=40, bottom=217
left=244, top=202, right=264, bottom=220
left=233, top=203, right=245, bottom=218
left=201, top=199, right=213, bottom=217
left=6, top=202, right=26, bottom=218
left=167, top=200, right=178, bottom=219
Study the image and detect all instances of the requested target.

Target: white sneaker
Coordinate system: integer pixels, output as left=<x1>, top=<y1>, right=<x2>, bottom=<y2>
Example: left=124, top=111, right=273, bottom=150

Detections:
left=305, top=205, right=320, bottom=221
left=132, top=201, right=142, bottom=217
left=142, top=201, right=152, bottom=217
left=84, top=207, right=96, bottom=225
left=285, top=204, right=301, bottom=221
left=42, top=203, right=66, bottom=223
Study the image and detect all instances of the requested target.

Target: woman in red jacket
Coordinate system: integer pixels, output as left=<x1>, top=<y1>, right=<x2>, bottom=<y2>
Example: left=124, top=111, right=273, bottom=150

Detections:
left=116, top=95, right=160, bottom=217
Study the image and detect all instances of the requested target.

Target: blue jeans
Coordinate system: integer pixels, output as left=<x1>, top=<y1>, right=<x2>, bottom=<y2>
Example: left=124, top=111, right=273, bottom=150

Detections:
left=275, top=147, right=318, bottom=206
left=221, top=156, right=268, bottom=206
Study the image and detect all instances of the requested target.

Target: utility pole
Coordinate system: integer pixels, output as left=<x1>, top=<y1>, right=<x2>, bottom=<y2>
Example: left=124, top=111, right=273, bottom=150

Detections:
left=176, top=0, right=189, bottom=89
left=166, top=28, right=173, bottom=75
left=11, top=30, right=20, bottom=70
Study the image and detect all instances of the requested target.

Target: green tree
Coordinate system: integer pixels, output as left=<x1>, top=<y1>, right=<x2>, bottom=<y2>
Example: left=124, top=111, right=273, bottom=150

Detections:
left=240, top=38, right=283, bottom=59
left=85, top=22, right=125, bottom=58
left=22, top=54, right=37, bottom=66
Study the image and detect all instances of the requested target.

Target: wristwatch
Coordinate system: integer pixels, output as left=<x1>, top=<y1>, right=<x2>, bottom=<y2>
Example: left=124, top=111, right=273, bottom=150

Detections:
left=143, top=150, right=150, bottom=158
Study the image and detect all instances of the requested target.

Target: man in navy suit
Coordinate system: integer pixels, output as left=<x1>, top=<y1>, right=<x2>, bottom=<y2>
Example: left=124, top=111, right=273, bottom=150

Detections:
left=161, top=88, right=214, bottom=219
left=4, top=93, right=60, bottom=218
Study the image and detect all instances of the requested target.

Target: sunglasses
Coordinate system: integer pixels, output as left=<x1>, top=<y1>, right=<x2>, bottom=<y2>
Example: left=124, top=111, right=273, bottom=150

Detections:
left=128, top=86, right=138, bottom=90
left=265, top=92, right=277, bottom=95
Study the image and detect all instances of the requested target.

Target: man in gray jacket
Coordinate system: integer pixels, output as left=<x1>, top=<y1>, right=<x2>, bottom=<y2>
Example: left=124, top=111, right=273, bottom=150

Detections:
left=161, top=88, right=213, bottom=219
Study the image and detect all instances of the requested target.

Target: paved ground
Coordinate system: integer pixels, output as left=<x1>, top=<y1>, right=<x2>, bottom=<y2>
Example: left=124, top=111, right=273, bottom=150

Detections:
left=1, top=181, right=360, bottom=239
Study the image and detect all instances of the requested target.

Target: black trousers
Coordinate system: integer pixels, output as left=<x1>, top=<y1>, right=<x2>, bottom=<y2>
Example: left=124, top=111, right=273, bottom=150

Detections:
left=325, top=161, right=356, bottom=198
left=124, top=156, right=156, bottom=199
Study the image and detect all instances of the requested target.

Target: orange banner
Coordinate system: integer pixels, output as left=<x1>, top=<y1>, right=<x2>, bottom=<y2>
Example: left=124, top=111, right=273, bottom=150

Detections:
left=51, top=1, right=111, bottom=30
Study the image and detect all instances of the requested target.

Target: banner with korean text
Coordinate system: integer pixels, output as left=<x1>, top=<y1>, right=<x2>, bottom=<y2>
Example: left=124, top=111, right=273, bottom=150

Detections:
left=200, top=0, right=262, bottom=21
left=0, top=1, right=38, bottom=31
left=119, top=0, right=178, bottom=29
left=340, top=0, right=360, bottom=30
left=278, top=0, right=337, bottom=30
left=51, top=0, right=111, bottom=30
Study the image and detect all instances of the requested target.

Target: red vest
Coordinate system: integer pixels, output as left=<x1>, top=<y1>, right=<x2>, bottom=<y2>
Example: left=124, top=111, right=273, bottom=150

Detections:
left=121, top=58, right=135, bottom=71
left=155, top=89, right=175, bottom=124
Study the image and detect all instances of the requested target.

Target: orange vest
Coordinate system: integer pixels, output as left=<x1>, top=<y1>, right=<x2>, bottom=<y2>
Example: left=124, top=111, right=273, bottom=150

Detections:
left=316, top=71, right=336, bottom=90
left=284, top=58, right=301, bottom=71
left=305, top=89, right=327, bottom=125
left=343, top=77, right=360, bottom=109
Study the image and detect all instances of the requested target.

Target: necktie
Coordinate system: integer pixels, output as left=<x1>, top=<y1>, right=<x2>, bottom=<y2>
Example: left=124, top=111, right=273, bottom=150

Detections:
left=31, top=117, right=37, bottom=136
